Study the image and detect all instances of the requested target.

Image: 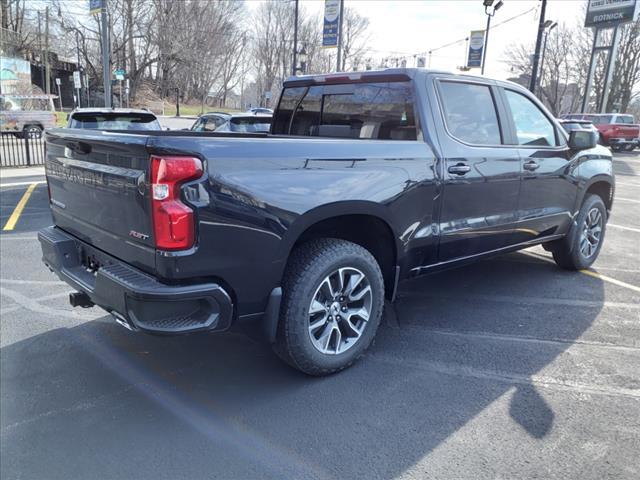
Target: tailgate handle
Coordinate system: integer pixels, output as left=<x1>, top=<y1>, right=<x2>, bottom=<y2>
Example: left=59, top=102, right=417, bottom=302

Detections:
left=66, top=141, right=92, bottom=155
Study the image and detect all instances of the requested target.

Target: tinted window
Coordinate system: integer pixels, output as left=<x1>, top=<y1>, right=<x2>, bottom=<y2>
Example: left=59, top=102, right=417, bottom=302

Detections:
left=69, top=113, right=161, bottom=130
left=228, top=117, right=272, bottom=133
left=615, top=115, right=634, bottom=124
left=504, top=90, right=557, bottom=146
left=272, top=87, right=306, bottom=133
left=439, top=81, right=501, bottom=145
left=273, top=82, right=417, bottom=140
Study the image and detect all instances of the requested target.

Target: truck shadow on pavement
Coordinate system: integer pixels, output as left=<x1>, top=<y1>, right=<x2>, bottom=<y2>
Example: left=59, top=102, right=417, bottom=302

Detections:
left=1, top=253, right=606, bottom=479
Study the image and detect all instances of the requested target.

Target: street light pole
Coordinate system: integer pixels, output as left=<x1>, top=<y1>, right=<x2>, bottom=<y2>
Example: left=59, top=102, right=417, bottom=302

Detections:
left=480, top=0, right=503, bottom=76
left=529, top=0, right=547, bottom=93
left=336, top=0, right=344, bottom=72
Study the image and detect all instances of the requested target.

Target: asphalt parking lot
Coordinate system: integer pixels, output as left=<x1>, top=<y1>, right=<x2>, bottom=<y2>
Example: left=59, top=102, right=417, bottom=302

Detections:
left=1, top=153, right=639, bottom=480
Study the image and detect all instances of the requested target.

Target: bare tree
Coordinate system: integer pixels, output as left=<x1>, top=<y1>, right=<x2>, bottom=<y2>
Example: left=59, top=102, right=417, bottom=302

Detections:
left=339, top=7, right=370, bottom=71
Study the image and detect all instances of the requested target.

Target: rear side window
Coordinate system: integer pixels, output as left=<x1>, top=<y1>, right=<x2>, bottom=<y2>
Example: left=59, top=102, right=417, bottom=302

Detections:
left=504, top=90, right=557, bottom=147
left=438, top=81, right=501, bottom=145
left=592, top=115, right=612, bottom=125
left=615, top=115, right=634, bottom=124
left=273, top=82, right=417, bottom=140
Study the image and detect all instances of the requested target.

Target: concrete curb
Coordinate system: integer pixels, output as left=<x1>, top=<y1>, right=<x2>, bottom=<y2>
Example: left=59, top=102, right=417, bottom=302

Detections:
left=0, top=166, right=46, bottom=179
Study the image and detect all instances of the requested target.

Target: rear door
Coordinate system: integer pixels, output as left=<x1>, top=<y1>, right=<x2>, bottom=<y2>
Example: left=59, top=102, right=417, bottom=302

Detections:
left=500, top=87, right=578, bottom=242
left=45, top=129, right=157, bottom=273
left=434, top=78, right=522, bottom=261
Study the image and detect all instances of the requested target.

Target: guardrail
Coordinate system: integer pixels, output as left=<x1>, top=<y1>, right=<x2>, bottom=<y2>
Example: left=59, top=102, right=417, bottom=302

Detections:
left=0, top=132, right=45, bottom=167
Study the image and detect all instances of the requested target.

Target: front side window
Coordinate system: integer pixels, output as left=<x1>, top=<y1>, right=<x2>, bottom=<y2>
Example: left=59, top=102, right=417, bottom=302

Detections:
left=273, top=82, right=417, bottom=140
left=504, top=90, right=557, bottom=146
left=438, top=81, right=501, bottom=145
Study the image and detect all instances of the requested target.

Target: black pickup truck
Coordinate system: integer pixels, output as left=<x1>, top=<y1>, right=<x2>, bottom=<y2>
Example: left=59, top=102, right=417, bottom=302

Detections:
left=39, top=69, right=613, bottom=375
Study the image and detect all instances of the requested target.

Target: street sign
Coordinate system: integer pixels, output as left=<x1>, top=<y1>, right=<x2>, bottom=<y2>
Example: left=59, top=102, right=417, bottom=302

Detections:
left=264, top=91, right=272, bottom=99
left=114, top=69, right=125, bottom=81
left=55, top=78, right=61, bottom=86
left=89, top=0, right=104, bottom=15
left=322, top=0, right=340, bottom=48
left=467, top=30, right=485, bottom=68
left=585, top=0, right=639, bottom=27
left=73, top=71, right=81, bottom=89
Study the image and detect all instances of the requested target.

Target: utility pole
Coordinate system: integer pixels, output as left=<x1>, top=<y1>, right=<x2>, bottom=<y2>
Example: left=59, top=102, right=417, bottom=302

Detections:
left=529, top=0, right=547, bottom=93
left=336, top=0, right=344, bottom=71
left=292, top=0, right=299, bottom=76
left=37, top=11, right=45, bottom=92
left=44, top=6, right=50, bottom=96
left=75, top=30, right=82, bottom=108
left=100, top=2, right=111, bottom=108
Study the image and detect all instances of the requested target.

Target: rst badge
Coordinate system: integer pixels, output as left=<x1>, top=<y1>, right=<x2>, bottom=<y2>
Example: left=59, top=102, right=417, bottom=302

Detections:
left=129, top=230, right=149, bottom=240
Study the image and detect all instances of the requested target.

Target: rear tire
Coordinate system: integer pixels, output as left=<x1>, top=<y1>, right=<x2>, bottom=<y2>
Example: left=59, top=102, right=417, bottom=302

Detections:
left=552, top=194, right=607, bottom=270
left=274, top=239, right=385, bottom=376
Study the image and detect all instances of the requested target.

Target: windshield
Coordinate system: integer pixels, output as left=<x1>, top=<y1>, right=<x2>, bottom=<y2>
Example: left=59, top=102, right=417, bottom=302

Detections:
left=69, top=113, right=162, bottom=130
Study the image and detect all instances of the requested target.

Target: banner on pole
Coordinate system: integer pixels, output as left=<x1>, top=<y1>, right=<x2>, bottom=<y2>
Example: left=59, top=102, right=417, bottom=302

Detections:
left=322, top=0, right=341, bottom=48
left=467, top=30, right=485, bottom=68
left=89, top=0, right=104, bottom=15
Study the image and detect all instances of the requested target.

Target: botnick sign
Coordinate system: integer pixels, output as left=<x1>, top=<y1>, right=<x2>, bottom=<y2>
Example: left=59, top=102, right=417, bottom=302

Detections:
left=585, top=0, right=639, bottom=27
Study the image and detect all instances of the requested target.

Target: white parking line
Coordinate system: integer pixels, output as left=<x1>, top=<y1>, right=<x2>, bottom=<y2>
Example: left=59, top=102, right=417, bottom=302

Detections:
left=616, top=182, right=640, bottom=187
left=608, top=223, right=640, bottom=233
left=616, top=197, right=640, bottom=204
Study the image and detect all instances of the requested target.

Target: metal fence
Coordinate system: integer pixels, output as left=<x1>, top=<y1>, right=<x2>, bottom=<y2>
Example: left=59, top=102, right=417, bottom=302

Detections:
left=0, top=132, right=46, bottom=167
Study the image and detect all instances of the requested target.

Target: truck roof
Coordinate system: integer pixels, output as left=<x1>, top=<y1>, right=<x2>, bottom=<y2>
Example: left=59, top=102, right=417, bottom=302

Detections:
left=283, top=67, right=526, bottom=92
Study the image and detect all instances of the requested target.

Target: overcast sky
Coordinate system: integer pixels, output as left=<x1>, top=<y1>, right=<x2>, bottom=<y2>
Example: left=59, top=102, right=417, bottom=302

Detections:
left=247, top=0, right=585, bottom=80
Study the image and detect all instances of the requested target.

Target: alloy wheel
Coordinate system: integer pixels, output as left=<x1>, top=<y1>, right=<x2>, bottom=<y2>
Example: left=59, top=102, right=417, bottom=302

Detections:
left=307, top=267, right=372, bottom=355
left=579, top=207, right=603, bottom=258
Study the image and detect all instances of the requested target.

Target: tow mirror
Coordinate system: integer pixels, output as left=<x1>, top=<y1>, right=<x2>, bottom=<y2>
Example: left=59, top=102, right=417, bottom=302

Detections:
left=568, top=129, right=597, bottom=150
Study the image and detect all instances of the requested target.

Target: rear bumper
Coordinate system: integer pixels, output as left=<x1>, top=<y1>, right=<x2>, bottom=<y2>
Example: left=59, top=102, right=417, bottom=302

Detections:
left=38, top=226, right=233, bottom=334
left=607, top=137, right=636, bottom=146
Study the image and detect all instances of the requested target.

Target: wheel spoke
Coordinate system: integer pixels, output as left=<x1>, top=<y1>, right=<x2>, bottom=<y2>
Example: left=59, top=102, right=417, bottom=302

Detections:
left=344, top=272, right=364, bottom=297
left=309, top=313, right=328, bottom=333
left=349, top=284, right=371, bottom=302
left=333, top=328, right=342, bottom=354
left=347, top=307, right=370, bottom=323
left=318, top=325, right=334, bottom=351
left=320, top=277, right=336, bottom=299
left=342, top=315, right=362, bottom=337
left=309, top=299, right=326, bottom=315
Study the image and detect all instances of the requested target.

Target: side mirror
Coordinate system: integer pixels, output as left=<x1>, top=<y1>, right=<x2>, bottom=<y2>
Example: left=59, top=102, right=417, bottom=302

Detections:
left=568, top=129, right=597, bottom=150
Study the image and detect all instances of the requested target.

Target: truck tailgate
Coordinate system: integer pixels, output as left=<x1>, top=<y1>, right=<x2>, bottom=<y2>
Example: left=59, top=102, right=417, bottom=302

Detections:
left=44, top=129, right=157, bottom=274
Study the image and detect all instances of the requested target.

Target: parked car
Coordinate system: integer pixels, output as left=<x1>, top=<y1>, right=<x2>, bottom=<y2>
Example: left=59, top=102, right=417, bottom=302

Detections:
left=66, top=108, right=163, bottom=130
left=0, top=94, right=56, bottom=139
left=563, top=113, right=639, bottom=151
left=191, top=112, right=271, bottom=133
left=558, top=118, right=599, bottom=136
left=247, top=107, right=274, bottom=115
left=39, top=68, right=612, bottom=375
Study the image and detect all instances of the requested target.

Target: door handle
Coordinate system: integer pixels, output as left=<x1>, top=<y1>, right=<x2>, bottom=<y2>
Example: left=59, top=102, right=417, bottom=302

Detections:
left=523, top=161, right=540, bottom=171
left=448, top=163, right=471, bottom=175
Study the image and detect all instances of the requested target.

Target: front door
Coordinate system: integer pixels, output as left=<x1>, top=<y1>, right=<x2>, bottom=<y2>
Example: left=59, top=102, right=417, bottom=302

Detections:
left=435, top=79, right=522, bottom=262
left=500, top=88, right=578, bottom=243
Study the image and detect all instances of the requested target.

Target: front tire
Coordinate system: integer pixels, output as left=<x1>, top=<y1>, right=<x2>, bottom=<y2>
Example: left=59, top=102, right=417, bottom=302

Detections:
left=274, top=239, right=385, bottom=376
left=552, top=194, right=607, bottom=270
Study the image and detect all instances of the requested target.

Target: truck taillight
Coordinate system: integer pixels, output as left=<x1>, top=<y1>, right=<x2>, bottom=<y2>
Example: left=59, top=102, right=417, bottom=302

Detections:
left=150, top=155, right=203, bottom=250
